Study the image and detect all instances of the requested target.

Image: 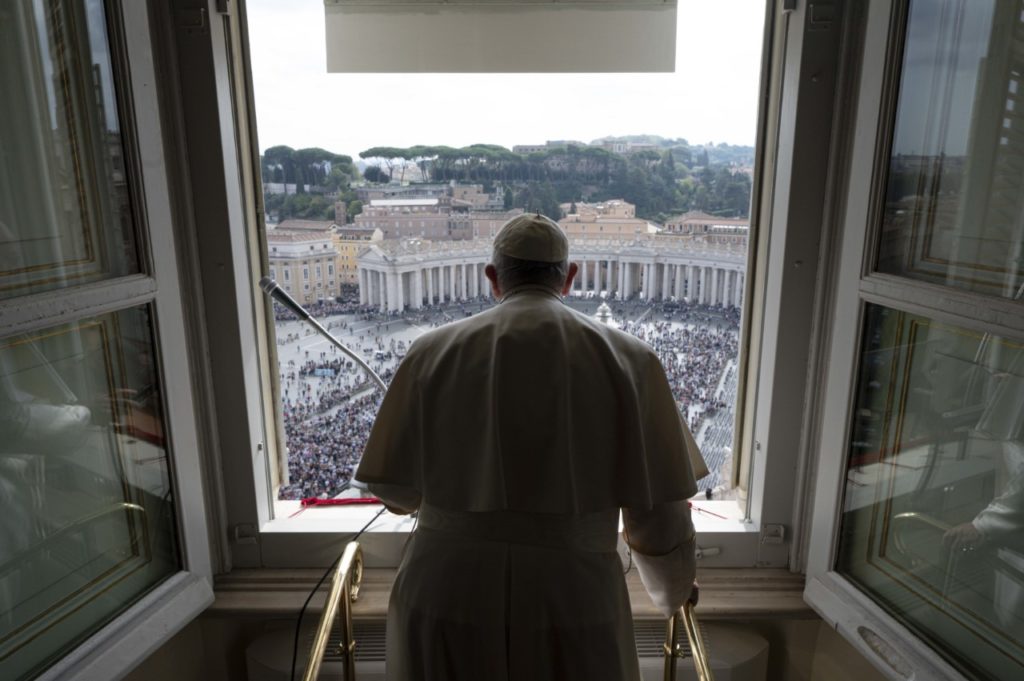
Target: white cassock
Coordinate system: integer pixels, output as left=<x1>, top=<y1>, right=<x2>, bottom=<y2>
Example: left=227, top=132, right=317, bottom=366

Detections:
left=356, top=285, right=709, bottom=681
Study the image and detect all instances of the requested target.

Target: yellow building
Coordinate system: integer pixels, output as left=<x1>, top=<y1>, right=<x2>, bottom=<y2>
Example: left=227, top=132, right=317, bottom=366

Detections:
left=266, top=231, right=341, bottom=304
left=332, top=225, right=379, bottom=284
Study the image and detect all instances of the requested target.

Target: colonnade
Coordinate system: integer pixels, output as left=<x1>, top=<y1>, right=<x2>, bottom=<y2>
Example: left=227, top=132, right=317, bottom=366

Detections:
left=360, top=260, right=491, bottom=312
left=568, top=259, right=743, bottom=309
left=359, top=255, right=744, bottom=312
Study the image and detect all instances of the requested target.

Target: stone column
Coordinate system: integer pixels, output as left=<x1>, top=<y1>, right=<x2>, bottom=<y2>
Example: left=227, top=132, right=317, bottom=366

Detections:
left=734, top=272, right=743, bottom=308
left=470, top=263, right=478, bottom=298
left=378, top=271, right=388, bottom=312
left=700, top=267, right=709, bottom=305
left=460, top=263, right=468, bottom=300
left=412, top=268, right=423, bottom=309
left=661, top=264, right=672, bottom=300
left=607, top=260, right=614, bottom=296
left=358, top=268, right=366, bottom=305
left=580, top=260, right=588, bottom=293
left=644, top=263, right=654, bottom=301
left=674, top=265, right=684, bottom=299
left=386, top=272, right=398, bottom=312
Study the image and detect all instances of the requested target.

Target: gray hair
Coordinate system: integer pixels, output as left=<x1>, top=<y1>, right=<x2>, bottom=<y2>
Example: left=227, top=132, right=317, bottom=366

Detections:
left=491, top=251, right=569, bottom=292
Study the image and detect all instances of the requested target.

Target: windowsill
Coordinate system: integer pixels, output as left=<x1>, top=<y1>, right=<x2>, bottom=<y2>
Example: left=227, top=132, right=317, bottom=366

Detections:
left=209, top=567, right=812, bottom=620
left=263, top=499, right=755, bottom=535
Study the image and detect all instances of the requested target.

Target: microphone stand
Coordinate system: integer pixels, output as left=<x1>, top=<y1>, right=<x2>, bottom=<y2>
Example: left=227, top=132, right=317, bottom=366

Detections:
left=259, top=276, right=388, bottom=392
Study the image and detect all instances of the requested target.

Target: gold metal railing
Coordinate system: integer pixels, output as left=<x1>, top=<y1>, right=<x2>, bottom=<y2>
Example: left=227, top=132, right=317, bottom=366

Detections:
left=302, top=541, right=364, bottom=681
left=892, top=511, right=1024, bottom=592
left=892, top=511, right=952, bottom=556
left=664, top=593, right=714, bottom=681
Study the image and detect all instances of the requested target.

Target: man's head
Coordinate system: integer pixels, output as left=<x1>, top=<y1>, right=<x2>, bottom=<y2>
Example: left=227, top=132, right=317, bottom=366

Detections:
left=484, top=213, right=577, bottom=298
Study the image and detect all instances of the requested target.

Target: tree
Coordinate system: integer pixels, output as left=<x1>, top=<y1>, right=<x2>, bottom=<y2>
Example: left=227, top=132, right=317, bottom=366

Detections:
left=503, top=187, right=513, bottom=210
left=347, top=200, right=363, bottom=221
left=363, top=165, right=390, bottom=184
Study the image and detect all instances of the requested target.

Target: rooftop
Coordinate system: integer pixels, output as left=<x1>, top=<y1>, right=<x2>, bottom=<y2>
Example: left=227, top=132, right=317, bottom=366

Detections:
left=266, top=230, right=333, bottom=243
left=275, top=219, right=336, bottom=231
left=370, top=198, right=440, bottom=207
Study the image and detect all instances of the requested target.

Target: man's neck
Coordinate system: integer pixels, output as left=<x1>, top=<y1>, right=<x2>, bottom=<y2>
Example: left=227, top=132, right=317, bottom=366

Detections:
left=499, top=283, right=563, bottom=302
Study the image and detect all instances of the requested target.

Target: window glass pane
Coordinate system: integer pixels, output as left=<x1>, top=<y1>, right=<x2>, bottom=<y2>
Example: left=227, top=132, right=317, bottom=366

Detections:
left=0, top=0, right=138, bottom=300
left=837, top=303, right=1024, bottom=680
left=0, top=306, right=179, bottom=681
left=878, top=0, right=1024, bottom=299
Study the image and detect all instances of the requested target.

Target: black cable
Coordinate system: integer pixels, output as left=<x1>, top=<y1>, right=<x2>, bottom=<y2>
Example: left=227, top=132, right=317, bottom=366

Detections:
left=290, top=506, right=387, bottom=681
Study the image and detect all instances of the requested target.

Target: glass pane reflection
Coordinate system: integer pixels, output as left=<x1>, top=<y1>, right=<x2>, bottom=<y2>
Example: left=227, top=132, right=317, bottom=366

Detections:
left=0, top=0, right=138, bottom=299
left=0, top=307, right=179, bottom=681
left=878, top=0, right=1024, bottom=299
left=838, top=304, right=1024, bottom=681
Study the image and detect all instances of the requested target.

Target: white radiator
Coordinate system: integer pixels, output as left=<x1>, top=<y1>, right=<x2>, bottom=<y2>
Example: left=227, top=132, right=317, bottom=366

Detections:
left=246, top=619, right=768, bottom=681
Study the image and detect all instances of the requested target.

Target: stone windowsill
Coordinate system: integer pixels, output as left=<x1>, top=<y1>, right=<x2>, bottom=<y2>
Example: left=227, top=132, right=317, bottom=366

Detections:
left=209, top=568, right=813, bottom=620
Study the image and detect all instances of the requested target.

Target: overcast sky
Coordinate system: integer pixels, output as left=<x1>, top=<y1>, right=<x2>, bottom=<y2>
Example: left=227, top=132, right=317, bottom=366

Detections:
left=246, top=1, right=766, bottom=159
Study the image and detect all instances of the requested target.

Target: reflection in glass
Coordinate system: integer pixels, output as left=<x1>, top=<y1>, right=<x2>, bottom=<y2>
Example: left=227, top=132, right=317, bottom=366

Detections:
left=0, top=307, right=178, bottom=681
left=0, top=0, right=138, bottom=299
left=838, top=304, right=1024, bottom=680
left=878, top=0, right=1024, bottom=299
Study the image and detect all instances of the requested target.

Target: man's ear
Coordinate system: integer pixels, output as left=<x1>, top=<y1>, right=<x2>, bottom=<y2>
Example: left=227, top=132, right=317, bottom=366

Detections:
left=561, top=262, right=579, bottom=296
left=484, top=263, right=502, bottom=299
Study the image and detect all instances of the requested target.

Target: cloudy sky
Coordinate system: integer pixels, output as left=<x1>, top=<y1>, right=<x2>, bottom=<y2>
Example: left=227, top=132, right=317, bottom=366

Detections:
left=246, top=1, right=766, bottom=159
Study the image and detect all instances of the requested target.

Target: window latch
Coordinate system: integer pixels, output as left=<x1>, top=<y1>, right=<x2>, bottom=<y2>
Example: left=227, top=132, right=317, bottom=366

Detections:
left=695, top=546, right=721, bottom=560
left=760, top=523, right=786, bottom=545
left=232, top=524, right=259, bottom=545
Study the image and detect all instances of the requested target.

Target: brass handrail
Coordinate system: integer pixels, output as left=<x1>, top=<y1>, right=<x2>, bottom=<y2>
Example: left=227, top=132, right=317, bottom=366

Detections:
left=302, top=541, right=364, bottom=681
left=664, top=599, right=715, bottom=681
left=892, top=511, right=952, bottom=556
left=892, top=510, right=1024, bottom=591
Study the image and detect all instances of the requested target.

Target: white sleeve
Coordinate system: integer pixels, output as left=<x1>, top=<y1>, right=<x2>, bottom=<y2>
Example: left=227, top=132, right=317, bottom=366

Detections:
left=368, top=482, right=421, bottom=515
left=623, top=499, right=697, bottom=618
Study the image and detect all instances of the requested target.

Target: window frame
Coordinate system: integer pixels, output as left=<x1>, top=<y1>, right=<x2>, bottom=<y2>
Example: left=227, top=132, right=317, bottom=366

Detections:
left=804, top=0, right=1024, bottom=678
left=195, top=0, right=846, bottom=571
left=1, top=0, right=215, bottom=678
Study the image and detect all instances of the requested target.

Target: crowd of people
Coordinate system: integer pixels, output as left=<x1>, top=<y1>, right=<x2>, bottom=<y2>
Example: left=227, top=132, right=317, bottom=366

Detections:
left=276, top=291, right=742, bottom=500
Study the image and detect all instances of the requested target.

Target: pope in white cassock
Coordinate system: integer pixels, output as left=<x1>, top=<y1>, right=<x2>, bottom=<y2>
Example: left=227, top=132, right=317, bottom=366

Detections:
left=356, top=214, right=709, bottom=681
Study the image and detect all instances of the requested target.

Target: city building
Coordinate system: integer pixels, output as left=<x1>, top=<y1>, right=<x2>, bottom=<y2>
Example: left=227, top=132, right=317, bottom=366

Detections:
left=356, top=235, right=744, bottom=312
left=332, top=225, right=379, bottom=285
left=663, top=211, right=750, bottom=246
left=558, top=199, right=660, bottom=238
left=274, top=218, right=335, bottom=233
left=266, top=230, right=341, bottom=304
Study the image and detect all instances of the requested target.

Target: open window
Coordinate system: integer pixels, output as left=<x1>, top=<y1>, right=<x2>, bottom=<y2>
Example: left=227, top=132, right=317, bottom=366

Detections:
left=191, top=0, right=854, bottom=574
left=222, top=0, right=793, bottom=569
left=805, top=0, right=1024, bottom=679
left=0, top=1, right=213, bottom=678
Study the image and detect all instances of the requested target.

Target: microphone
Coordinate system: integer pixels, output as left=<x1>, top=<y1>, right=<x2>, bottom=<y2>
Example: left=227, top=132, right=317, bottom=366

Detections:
left=260, top=276, right=311, bottom=322
left=258, top=276, right=387, bottom=392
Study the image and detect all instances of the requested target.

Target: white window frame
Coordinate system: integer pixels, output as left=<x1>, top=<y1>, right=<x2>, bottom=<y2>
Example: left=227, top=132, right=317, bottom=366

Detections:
left=188, top=0, right=851, bottom=571
left=804, top=0, right=1024, bottom=679
left=2, top=1, right=215, bottom=678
